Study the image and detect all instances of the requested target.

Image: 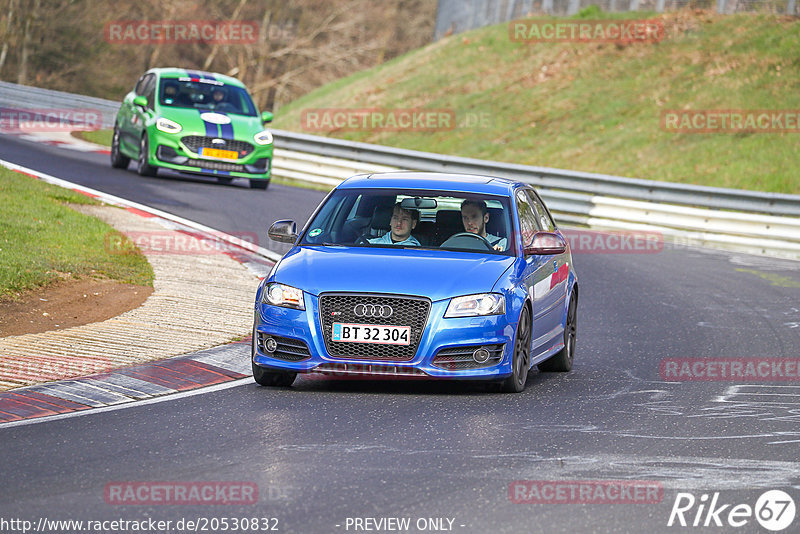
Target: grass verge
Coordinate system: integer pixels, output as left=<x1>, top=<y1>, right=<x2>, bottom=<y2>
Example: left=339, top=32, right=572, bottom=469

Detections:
left=271, top=9, right=800, bottom=194
left=0, top=166, right=154, bottom=300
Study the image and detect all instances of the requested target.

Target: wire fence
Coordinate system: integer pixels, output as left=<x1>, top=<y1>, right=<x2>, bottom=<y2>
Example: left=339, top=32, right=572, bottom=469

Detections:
left=434, top=0, right=797, bottom=39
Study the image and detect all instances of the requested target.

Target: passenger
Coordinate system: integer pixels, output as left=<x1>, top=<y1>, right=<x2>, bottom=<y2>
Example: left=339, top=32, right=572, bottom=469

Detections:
left=460, top=199, right=506, bottom=251
left=368, top=203, right=421, bottom=246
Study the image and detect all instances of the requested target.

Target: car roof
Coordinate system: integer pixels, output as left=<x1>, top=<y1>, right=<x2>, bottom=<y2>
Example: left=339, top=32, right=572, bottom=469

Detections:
left=338, top=172, right=524, bottom=196
left=145, top=67, right=246, bottom=88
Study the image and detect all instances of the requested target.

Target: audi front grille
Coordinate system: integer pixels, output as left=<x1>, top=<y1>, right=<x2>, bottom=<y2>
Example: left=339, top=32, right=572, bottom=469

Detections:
left=318, top=293, right=430, bottom=361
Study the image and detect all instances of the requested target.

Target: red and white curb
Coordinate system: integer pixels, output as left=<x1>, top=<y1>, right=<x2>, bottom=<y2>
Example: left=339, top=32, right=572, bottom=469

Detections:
left=0, top=159, right=283, bottom=423
left=0, top=341, right=253, bottom=426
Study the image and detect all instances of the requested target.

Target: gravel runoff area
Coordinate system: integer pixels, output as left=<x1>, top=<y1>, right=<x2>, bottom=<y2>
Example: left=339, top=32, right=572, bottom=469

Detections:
left=0, top=204, right=262, bottom=391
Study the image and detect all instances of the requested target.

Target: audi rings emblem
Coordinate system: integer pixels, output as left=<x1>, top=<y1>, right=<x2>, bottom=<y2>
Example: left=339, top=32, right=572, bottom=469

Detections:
left=354, top=303, right=393, bottom=318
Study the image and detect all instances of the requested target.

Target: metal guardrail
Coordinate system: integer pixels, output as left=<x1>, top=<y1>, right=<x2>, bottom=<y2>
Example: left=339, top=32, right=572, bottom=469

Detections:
left=3, top=81, right=800, bottom=258
left=269, top=140, right=800, bottom=260
left=271, top=130, right=800, bottom=217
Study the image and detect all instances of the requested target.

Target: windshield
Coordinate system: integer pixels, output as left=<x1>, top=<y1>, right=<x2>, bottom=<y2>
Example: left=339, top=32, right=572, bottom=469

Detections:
left=158, top=78, right=257, bottom=116
left=300, top=189, right=514, bottom=256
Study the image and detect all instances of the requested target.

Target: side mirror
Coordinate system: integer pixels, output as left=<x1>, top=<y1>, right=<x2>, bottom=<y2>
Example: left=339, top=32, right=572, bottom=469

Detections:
left=524, top=231, right=567, bottom=256
left=268, top=220, right=298, bottom=244
left=133, top=95, right=148, bottom=109
left=261, top=111, right=273, bottom=124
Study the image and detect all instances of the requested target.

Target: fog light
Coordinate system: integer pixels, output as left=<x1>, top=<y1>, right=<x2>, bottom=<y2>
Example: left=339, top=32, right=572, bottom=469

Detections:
left=473, top=347, right=490, bottom=363
left=264, top=337, right=278, bottom=353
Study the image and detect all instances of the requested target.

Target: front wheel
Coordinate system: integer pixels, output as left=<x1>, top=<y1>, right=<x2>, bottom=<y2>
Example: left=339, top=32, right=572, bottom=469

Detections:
left=252, top=361, right=296, bottom=387
left=137, top=134, right=157, bottom=177
left=110, top=124, right=130, bottom=169
left=501, top=305, right=531, bottom=393
left=539, top=291, right=577, bottom=372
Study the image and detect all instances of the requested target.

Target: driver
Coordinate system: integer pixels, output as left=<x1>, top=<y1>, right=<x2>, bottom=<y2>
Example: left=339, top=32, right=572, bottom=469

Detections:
left=211, top=88, right=227, bottom=103
left=460, top=199, right=506, bottom=251
left=368, top=203, right=420, bottom=246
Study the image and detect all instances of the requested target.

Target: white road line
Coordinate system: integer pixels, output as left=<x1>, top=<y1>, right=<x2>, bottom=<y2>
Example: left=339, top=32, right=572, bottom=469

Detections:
left=0, top=378, right=252, bottom=430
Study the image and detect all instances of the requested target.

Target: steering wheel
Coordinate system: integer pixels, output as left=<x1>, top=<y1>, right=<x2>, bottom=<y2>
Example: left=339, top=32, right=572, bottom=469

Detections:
left=441, top=232, right=494, bottom=251
left=354, top=235, right=371, bottom=245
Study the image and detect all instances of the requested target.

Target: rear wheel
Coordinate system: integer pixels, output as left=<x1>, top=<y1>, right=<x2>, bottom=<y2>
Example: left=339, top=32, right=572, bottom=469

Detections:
left=110, top=124, right=130, bottom=169
left=252, top=361, right=297, bottom=387
left=539, top=291, right=577, bottom=372
left=137, top=134, right=157, bottom=177
left=249, top=179, right=269, bottom=190
left=501, top=305, right=531, bottom=393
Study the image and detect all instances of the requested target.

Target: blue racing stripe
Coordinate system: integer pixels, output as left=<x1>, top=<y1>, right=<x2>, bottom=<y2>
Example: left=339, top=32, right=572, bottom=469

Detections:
left=218, top=114, right=234, bottom=140
left=199, top=110, right=219, bottom=138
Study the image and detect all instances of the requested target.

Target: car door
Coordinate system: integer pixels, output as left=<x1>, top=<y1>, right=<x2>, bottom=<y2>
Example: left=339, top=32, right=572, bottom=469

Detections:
left=515, top=189, right=556, bottom=356
left=132, top=74, right=157, bottom=154
left=524, top=188, right=569, bottom=348
left=117, top=73, right=156, bottom=154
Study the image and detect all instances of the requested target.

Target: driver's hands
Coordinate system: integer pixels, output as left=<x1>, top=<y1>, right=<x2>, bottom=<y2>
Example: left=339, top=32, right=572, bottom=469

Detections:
left=493, top=243, right=503, bottom=251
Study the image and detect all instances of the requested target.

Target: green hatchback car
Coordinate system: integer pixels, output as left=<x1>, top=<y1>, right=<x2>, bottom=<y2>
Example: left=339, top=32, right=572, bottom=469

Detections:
left=111, top=67, right=274, bottom=189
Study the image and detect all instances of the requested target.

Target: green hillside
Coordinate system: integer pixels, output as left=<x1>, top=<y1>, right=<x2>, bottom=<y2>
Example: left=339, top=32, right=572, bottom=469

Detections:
left=271, top=9, right=800, bottom=194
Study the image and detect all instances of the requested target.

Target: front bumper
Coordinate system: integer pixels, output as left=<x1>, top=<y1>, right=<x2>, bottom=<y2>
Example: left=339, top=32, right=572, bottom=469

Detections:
left=148, top=129, right=272, bottom=180
left=252, top=293, right=517, bottom=380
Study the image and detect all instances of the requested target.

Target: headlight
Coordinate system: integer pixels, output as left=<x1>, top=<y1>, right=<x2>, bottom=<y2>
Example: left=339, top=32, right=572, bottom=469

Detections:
left=254, top=130, right=273, bottom=145
left=444, top=293, right=505, bottom=318
left=156, top=117, right=182, bottom=133
left=263, top=282, right=304, bottom=310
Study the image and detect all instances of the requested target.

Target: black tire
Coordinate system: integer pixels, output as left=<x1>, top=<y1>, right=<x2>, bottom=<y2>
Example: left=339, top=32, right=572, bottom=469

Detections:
left=252, top=361, right=297, bottom=387
left=501, top=305, right=532, bottom=393
left=137, top=134, right=157, bottom=177
left=217, top=177, right=233, bottom=185
left=539, top=291, right=577, bottom=372
left=110, top=124, right=130, bottom=169
left=249, top=179, right=269, bottom=190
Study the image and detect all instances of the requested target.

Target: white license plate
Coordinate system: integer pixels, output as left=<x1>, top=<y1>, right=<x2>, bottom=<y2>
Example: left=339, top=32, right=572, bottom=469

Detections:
left=332, top=323, right=411, bottom=345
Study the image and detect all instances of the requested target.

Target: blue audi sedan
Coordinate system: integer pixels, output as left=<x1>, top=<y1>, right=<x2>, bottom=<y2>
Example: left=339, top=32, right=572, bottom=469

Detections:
left=252, top=172, right=578, bottom=392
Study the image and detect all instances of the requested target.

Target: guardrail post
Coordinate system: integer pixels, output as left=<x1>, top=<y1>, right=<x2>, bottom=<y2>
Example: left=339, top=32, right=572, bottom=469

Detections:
left=568, top=0, right=580, bottom=15
left=522, top=0, right=534, bottom=16
left=656, top=0, right=665, bottom=11
left=542, top=0, right=553, bottom=14
left=609, top=0, right=618, bottom=11
left=629, top=0, right=640, bottom=11
left=717, top=0, right=728, bottom=14
left=788, top=0, right=797, bottom=15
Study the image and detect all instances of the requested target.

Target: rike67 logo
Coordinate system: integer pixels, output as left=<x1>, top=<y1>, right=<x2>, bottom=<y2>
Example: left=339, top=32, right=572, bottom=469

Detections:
left=668, top=490, right=795, bottom=531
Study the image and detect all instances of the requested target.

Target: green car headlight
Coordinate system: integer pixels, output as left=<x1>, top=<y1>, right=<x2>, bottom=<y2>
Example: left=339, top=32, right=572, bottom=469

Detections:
left=156, top=117, right=182, bottom=134
left=444, top=293, right=505, bottom=318
left=254, top=130, right=273, bottom=145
